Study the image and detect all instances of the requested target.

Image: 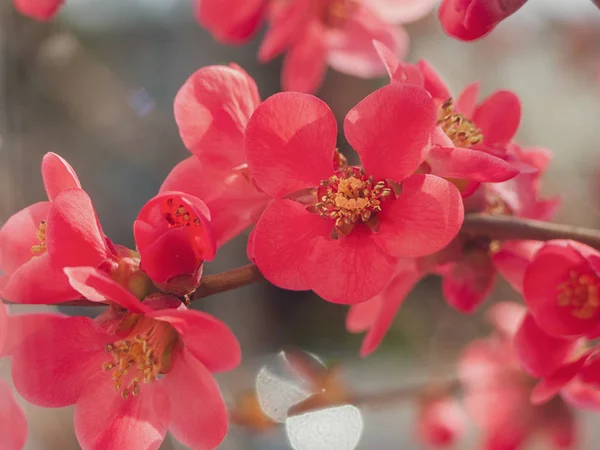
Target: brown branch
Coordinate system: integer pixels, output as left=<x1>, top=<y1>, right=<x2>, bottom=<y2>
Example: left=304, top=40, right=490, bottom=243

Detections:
left=7, top=215, right=600, bottom=307
left=461, top=214, right=600, bottom=250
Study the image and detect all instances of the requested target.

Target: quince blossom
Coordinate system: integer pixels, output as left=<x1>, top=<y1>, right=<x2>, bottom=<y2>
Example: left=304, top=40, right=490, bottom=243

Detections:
left=245, top=84, right=464, bottom=304
left=161, top=64, right=271, bottom=247
left=0, top=153, right=127, bottom=304
left=460, top=302, right=577, bottom=450
left=11, top=267, right=240, bottom=450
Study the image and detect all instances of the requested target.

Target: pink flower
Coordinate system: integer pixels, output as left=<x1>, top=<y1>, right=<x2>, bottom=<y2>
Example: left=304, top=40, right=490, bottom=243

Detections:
left=0, top=379, right=27, bottom=450
left=258, top=0, right=436, bottom=93
left=514, top=311, right=590, bottom=406
left=438, top=0, right=529, bottom=41
left=415, top=392, right=467, bottom=448
left=13, top=0, right=63, bottom=21
left=161, top=64, right=271, bottom=247
left=245, top=84, right=463, bottom=304
left=523, top=240, right=600, bottom=338
left=373, top=41, right=520, bottom=195
left=0, top=153, right=122, bottom=304
left=195, top=0, right=267, bottom=44
left=459, top=302, right=577, bottom=450
left=11, top=267, right=241, bottom=450
left=134, top=192, right=216, bottom=296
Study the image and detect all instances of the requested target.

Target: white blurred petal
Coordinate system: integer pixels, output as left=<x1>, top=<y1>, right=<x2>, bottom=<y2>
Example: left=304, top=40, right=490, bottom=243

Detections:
left=285, top=405, right=364, bottom=450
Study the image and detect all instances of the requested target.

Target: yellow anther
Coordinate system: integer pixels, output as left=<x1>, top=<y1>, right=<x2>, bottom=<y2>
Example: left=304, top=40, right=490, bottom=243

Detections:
left=556, top=270, right=600, bottom=320
left=437, top=98, right=484, bottom=148
left=30, top=220, right=47, bottom=255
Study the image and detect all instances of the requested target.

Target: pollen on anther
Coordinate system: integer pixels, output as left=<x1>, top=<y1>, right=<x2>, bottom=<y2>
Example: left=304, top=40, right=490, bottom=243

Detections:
left=30, top=220, right=47, bottom=255
left=437, top=99, right=484, bottom=148
left=556, top=270, right=600, bottom=319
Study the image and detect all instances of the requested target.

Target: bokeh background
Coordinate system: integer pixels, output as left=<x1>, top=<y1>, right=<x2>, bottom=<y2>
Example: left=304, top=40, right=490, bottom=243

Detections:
left=2, top=0, right=600, bottom=448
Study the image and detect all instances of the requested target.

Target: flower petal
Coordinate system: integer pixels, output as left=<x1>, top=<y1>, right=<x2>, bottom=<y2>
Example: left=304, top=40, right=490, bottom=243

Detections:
left=485, top=301, right=527, bottom=337
left=416, top=59, right=452, bottom=101
left=160, top=157, right=270, bottom=247
left=304, top=228, right=398, bottom=304
left=373, top=40, right=423, bottom=86
left=281, top=22, right=328, bottom=94
left=346, top=297, right=382, bottom=333
left=2, top=253, right=79, bottom=304
left=427, top=146, right=519, bottom=182
left=359, top=261, right=422, bottom=355
left=13, top=0, right=63, bottom=21
left=531, top=353, right=591, bottom=405
left=344, top=84, right=436, bottom=182
left=64, top=267, right=150, bottom=313
left=251, top=199, right=331, bottom=291
left=373, top=174, right=464, bottom=258
left=0, top=302, right=6, bottom=354
left=75, top=371, right=169, bottom=450
left=473, top=90, right=521, bottom=147
left=148, top=308, right=241, bottom=373
left=195, top=0, right=265, bottom=44
left=47, top=189, right=113, bottom=269
left=523, top=241, right=599, bottom=337
left=492, top=240, right=542, bottom=295
left=441, top=252, right=495, bottom=313
left=4, top=312, right=66, bottom=356
left=174, top=65, right=260, bottom=169
left=41, top=152, right=81, bottom=201
left=245, top=92, right=337, bottom=197
left=163, top=349, right=229, bottom=450
left=454, top=82, right=480, bottom=117
left=0, top=380, right=28, bottom=450
left=327, top=7, right=409, bottom=79
left=438, top=0, right=528, bottom=41
left=11, top=316, right=110, bottom=407
left=515, top=313, right=579, bottom=378
left=0, top=202, right=51, bottom=276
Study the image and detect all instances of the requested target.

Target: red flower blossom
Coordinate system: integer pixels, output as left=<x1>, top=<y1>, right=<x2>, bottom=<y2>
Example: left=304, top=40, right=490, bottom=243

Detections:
left=416, top=392, right=467, bottom=448
left=195, top=0, right=267, bottom=44
left=161, top=64, right=271, bottom=247
left=0, top=153, right=123, bottom=304
left=438, top=0, right=529, bottom=41
left=258, top=0, right=435, bottom=93
left=459, top=302, right=577, bottom=450
left=523, top=240, right=600, bottom=338
left=134, top=192, right=216, bottom=296
left=13, top=0, right=63, bottom=21
left=245, top=84, right=463, bottom=304
left=374, top=41, right=520, bottom=196
left=11, top=267, right=241, bottom=450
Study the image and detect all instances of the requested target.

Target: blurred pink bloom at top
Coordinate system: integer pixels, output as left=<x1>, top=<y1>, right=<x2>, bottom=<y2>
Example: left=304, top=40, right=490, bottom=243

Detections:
left=161, top=64, right=271, bottom=248
left=11, top=267, right=241, bottom=450
left=195, top=0, right=267, bottom=44
left=245, top=84, right=463, bottom=304
left=13, top=0, right=63, bottom=21
left=134, top=192, right=216, bottom=296
left=257, top=0, right=436, bottom=93
left=460, top=302, right=577, bottom=450
left=0, top=153, right=129, bottom=304
left=438, top=0, right=529, bottom=41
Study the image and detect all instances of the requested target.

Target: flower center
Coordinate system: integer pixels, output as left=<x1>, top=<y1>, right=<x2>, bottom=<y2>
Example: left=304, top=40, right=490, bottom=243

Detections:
left=557, top=270, right=600, bottom=319
left=161, top=198, right=202, bottom=229
left=102, top=317, right=178, bottom=399
left=316, top=167, right=392, bottom=234
left=437, top=99, right=483, bottom=148
left=484, top=193, right=513, bottom=216
left=30, top=220, right=47, bottom=255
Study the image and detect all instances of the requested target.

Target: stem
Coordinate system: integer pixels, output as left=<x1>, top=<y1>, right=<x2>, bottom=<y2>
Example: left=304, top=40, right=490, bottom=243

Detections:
left=461, top=214, right=600, bottom=249
left=8, top=214, right=600, bottom=307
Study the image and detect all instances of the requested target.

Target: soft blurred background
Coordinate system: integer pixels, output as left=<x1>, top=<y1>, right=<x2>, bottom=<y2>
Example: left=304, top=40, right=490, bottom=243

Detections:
left=2, top=0, right=600, bottom=448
